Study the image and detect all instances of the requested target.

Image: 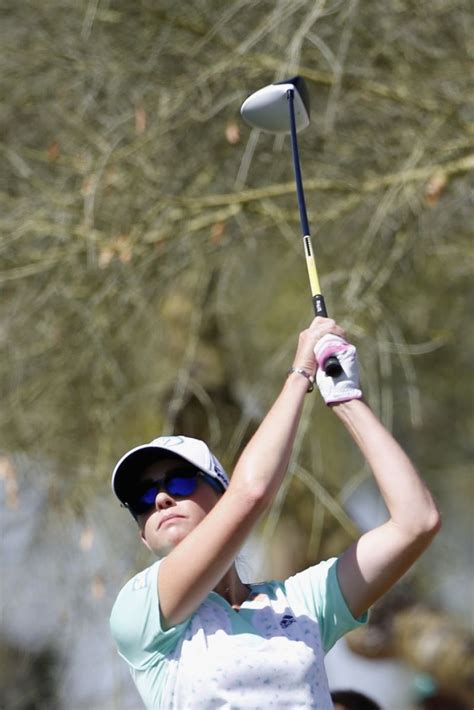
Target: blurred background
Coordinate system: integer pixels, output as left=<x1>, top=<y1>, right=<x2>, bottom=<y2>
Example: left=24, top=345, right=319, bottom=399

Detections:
left=1, top=1, right=473, bottom=708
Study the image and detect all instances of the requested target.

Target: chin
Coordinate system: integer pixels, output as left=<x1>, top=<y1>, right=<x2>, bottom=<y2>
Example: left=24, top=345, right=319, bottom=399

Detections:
left=150, top=528, right=189, bottom=557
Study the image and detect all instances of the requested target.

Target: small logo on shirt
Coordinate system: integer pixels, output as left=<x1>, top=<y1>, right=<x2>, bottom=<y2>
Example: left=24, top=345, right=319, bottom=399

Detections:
left=280, top=614, right=296, bottom=628
left=132, top=571, right=148, bottom=591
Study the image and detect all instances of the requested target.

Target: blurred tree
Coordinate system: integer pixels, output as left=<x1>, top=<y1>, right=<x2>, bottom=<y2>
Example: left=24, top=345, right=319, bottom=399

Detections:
left=0, top=2, right=473, bottom=702
left=0, top=640, right=59, bottom=710
left=347, top=583, right=474, bottom=705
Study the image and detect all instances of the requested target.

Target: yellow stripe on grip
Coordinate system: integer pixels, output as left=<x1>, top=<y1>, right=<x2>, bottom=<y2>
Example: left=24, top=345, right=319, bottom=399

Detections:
left=303, top=235, right=321, bottom=296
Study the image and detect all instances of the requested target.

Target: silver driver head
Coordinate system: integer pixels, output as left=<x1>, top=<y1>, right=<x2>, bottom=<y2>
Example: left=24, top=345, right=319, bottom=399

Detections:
left=240, top=76, right=310, bottom=134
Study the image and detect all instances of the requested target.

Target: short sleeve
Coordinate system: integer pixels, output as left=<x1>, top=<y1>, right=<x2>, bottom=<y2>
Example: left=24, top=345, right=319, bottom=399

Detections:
left=283, top=557, right=368, bottom=653
left=109, top=560, right=189, bottom=670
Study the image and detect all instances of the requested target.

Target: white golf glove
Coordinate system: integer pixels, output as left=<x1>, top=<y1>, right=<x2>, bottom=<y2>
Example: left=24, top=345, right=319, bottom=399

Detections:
left=314, top=334, right=363, bottom=405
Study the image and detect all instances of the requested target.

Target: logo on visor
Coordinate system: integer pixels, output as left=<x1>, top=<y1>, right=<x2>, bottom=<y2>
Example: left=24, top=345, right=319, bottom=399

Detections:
left=153, top=436, right=185, bottom=447
left=213, top=458, right=229, bottom=486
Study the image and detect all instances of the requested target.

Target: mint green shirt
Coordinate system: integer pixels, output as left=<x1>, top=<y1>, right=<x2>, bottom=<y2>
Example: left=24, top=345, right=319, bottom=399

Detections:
left=110, top=557, right=367, bottom=709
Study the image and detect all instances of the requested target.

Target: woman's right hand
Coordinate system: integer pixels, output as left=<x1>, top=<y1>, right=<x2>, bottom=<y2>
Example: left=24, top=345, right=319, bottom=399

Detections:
left=291, top=317, right=346, bottom=378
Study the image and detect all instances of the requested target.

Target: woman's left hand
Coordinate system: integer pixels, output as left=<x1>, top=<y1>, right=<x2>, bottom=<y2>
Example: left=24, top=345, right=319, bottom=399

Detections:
left=292, top=316, right=346, bottom=376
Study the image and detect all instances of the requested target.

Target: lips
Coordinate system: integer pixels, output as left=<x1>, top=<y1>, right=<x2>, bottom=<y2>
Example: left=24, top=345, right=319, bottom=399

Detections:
left=158, top=513, right=185, bottom=529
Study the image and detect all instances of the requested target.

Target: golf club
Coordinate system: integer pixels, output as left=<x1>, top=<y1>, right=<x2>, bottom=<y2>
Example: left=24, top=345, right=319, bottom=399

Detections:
left=241, top=77, right=342, bottom=377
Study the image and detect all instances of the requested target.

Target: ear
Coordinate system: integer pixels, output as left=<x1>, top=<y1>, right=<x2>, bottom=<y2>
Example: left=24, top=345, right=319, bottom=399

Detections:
left=139, top=527, right=152, bottom=552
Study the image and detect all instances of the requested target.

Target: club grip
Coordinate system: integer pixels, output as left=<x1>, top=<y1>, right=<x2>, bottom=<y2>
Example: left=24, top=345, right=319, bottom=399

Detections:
left=323, top=356, right=343, bottom=377
left=312, top=295, right=343, bottom=377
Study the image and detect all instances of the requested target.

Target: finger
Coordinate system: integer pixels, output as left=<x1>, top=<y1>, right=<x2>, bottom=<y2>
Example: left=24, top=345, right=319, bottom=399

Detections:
left=308, top=319, right=346, bottom=340
left=333, top=325, right=346, bottom=339
left=309, top=316, right=334, bottom=328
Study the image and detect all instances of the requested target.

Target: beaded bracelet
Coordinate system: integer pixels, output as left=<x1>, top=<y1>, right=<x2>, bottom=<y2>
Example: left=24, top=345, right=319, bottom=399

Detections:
left=287, top=367, right=314, bottom=393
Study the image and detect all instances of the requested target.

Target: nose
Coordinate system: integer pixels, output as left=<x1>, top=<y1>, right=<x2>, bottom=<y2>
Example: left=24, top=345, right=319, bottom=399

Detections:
left=154, top=490, right=176, bottom=511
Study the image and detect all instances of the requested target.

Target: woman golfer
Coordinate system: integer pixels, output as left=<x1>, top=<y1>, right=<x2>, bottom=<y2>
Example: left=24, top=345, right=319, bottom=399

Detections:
left=110, top=317, right=440, bottom=709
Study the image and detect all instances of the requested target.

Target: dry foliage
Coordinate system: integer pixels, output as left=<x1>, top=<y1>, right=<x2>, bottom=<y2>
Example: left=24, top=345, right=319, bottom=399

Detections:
left=0, top=0, right=472, bottom=550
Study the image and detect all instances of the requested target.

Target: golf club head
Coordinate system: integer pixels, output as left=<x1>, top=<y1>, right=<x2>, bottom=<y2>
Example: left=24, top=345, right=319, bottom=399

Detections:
left=240, top=76, right=310, bottom=134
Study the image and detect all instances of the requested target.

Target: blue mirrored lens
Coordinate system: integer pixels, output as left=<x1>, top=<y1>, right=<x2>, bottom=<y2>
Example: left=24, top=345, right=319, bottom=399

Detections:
left=167, top=476, right=198, bottom=496
left=141, top=485, right=160, bottom=505
left=130, top=473, right=199, bottom=515
left=130, top=485, right=159, bottom=515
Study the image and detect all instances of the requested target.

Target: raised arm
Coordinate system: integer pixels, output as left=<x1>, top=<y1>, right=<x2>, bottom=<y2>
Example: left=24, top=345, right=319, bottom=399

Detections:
left=328, top=387, right=441, bottom=619
left=157, top=317, right=343, bottom=627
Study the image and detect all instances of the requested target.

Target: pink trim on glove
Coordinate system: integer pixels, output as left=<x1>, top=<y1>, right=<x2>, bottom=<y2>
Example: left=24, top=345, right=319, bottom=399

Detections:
left=314, top=334, right=363, bottom=404
left=315, top=340, right=349, bottom=369
left=326, top=393, right=363, bottom=405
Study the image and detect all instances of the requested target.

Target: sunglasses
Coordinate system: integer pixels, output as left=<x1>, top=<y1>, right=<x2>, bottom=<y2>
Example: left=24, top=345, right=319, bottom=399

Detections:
left=127, top=468, right=201, bottom=516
